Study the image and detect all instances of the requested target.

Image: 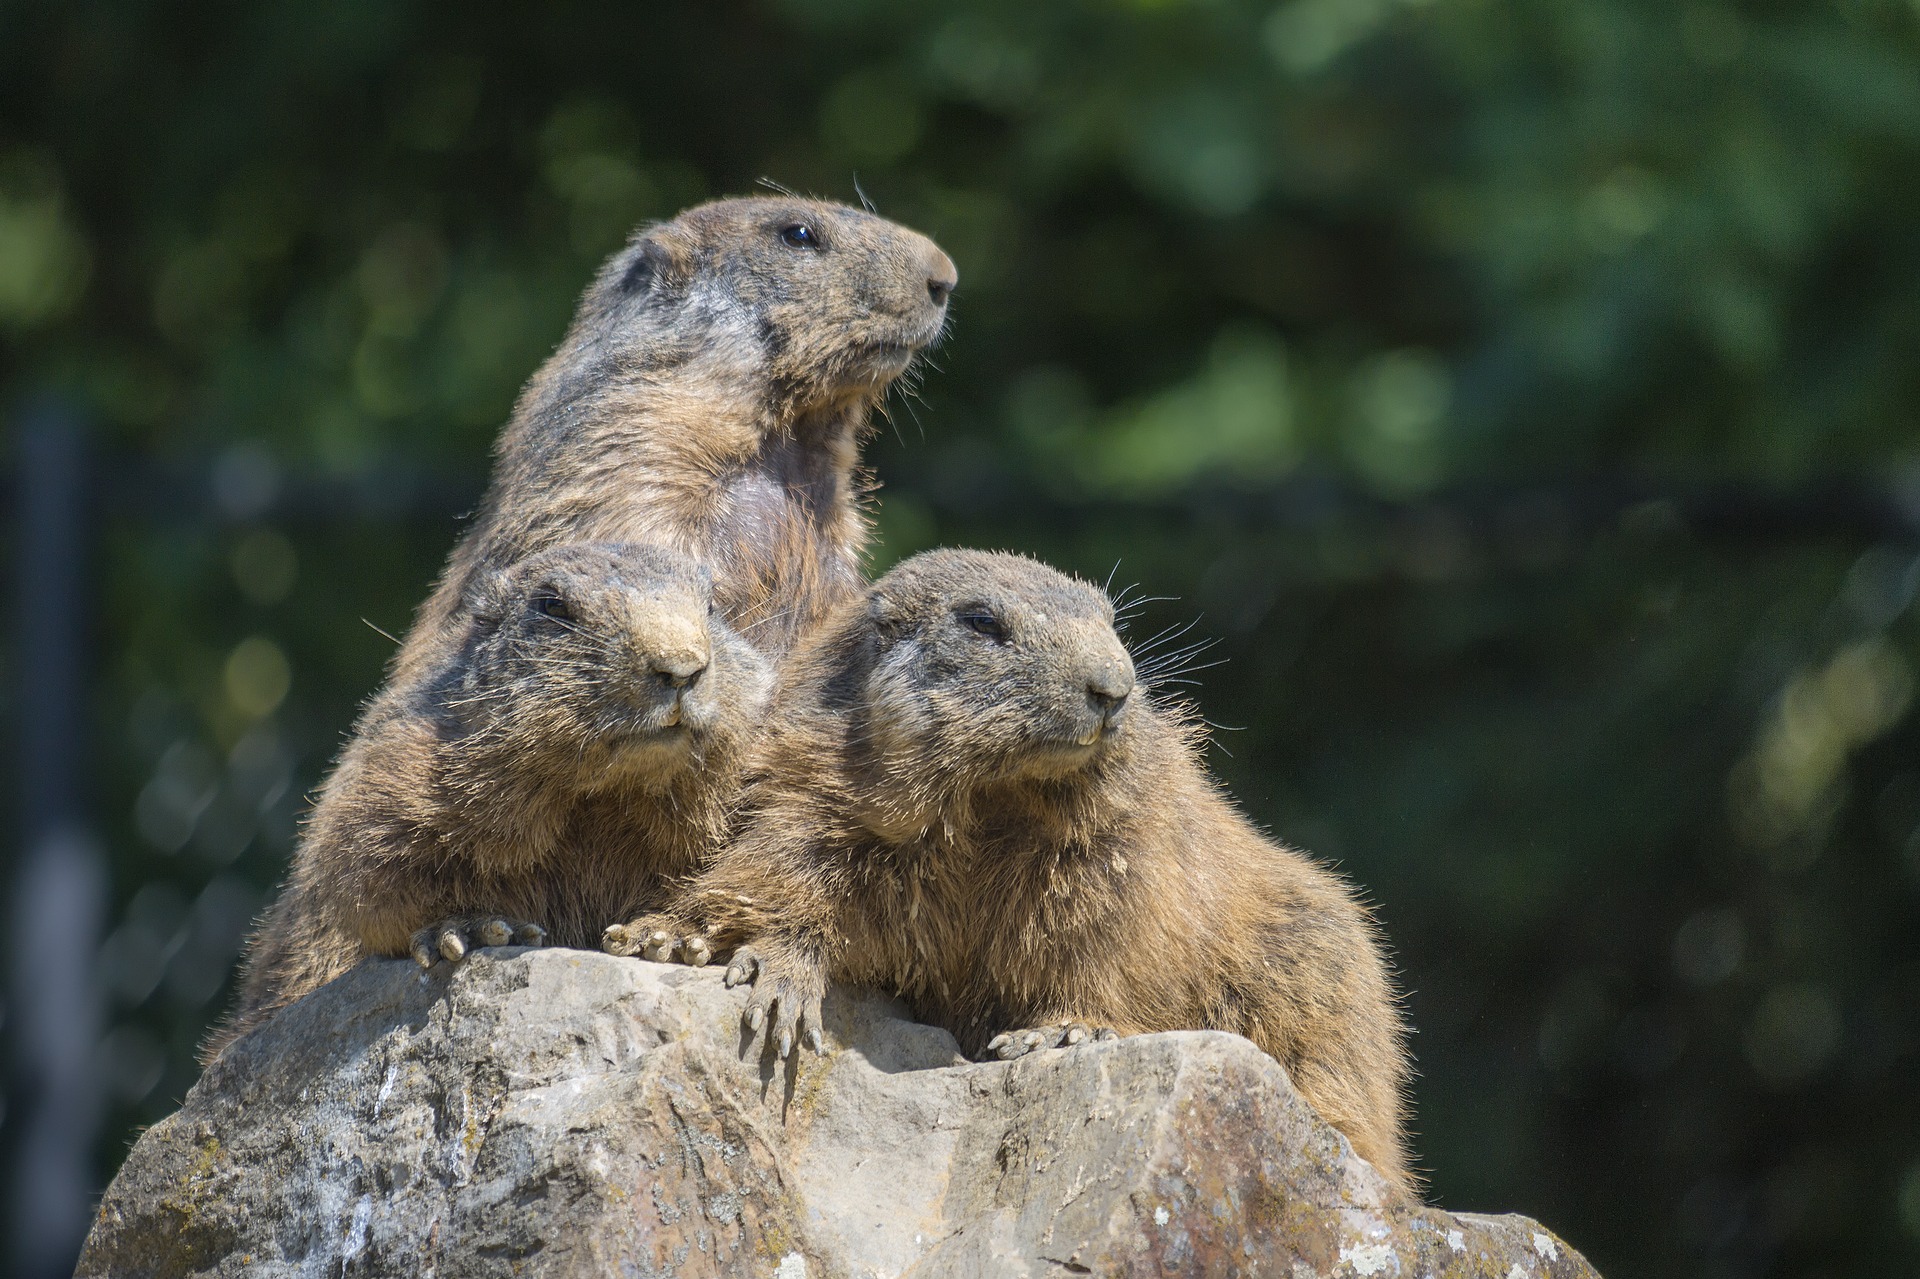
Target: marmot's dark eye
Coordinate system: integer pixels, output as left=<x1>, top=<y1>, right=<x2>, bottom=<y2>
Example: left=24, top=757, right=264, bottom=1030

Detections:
left=779, top=223, right=821, bottom=250
left=958, top=611, right=1006, bottom=642
left=532, top=596, right=573, bottom=622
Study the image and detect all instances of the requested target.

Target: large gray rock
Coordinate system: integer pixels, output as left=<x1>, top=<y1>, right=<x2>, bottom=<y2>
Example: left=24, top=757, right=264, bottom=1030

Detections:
left=80, top=949, right=1599, bottom=1278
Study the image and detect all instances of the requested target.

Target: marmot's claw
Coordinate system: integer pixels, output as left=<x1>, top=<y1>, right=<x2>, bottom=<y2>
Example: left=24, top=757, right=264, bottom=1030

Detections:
left=603, top=916, right=701, bottom=964
left=988, top=1021, right=1117, bottom=1060
left=752, top=991, right=824, bottom=1060
left=724, top=951, right=760, bottom=988
left=413, top=915, right=547, bottom=968
left=731, top=945, right=826, bottom=1059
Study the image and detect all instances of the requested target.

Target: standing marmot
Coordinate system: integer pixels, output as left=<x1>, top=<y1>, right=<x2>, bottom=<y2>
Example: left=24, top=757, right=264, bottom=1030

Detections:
left=398, top=196, right=956, bottom=678
left=207, top=542, right=770, bottom=1057
left=650, top=549, right=1414, bottom=1191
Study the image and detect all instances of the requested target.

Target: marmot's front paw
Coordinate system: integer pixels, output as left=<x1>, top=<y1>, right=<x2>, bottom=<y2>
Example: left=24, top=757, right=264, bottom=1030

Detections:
left=409, top=915, right=547, bottom=967
left=986, top=1021, right=1120, bottom=1060
left=602, top=915, right=713, bottom=966
left=724, top=945, right=825, bottom=1059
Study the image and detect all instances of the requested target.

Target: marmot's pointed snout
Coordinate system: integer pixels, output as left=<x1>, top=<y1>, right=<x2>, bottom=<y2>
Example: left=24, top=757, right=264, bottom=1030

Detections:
left=654, top=655, right=706, bottom=692
left=1086, top=660, right=1134, bottom=718
left=630, top=608, right=711, bottom=701
left=922, top=243, right=958, bottom=309
left=1087, top=671, right=1132, bottom=715
left=648, top=652, right=707, bottom=728
left=1075, top=637, right=1136, bottom=743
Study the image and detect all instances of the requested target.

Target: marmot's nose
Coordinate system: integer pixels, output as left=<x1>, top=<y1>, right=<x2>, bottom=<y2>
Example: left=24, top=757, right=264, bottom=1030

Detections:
left=924, top=247, right=958, bottom=308
left=653, top=655, right=707, bottom=692
left=1086, top=667, right=1134, bottom=717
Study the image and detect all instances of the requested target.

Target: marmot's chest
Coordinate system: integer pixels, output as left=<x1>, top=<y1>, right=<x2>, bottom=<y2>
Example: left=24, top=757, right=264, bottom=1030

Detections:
left=866, top=829, right=1124, bottom=983
left=717, top=470, right=829, bottom=545
left=709, top=468, right=863, bottom=650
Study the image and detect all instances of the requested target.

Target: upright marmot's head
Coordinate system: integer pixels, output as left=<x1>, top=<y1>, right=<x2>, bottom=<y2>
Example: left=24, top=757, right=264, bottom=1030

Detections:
left=577, top=196, right=957, bottom=417
left=442, top=542, right=771, bottom=793
left=818, top=550, right=1141, bottom=797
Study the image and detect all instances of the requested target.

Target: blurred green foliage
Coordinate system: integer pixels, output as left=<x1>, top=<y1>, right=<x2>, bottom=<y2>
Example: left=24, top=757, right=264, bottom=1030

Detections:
left=4, top=0, right=1920, bottom=1275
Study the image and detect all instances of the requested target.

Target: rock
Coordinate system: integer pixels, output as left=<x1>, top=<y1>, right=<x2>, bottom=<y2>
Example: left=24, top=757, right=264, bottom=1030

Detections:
left=80, top=949, right=1599, bottom=1278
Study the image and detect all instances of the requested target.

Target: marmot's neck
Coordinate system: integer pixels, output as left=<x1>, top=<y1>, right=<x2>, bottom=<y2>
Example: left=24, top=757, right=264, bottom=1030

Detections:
left=984, top=759, right=1146, bottom=850
left=851, top=738, right=1154, bottom=856
left=572, top=758, right=739, bottom=860
left=442, top=734, right=742, bottom=873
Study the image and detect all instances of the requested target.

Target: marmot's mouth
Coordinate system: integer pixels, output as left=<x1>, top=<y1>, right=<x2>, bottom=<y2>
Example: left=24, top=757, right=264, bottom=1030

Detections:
left=627, top=721, right=694, bottom=744
left=857, top=316, right=946, bottom=362
left=602, top=722, right=698, bottom=760
left=898, top=313, right=949, bottom=351
left=1015, top=735, right=1112, bottom=779
left=583, top=725, right=700, bottom=786
left=850, top=341, right=918, bottom=378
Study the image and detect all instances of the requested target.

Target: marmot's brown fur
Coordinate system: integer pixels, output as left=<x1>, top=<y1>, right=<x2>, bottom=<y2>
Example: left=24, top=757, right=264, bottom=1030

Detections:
left=206, top=542, right=770, bottom=1058
left=651, top=549, right=1414, bottom=1191
left=397, top=196, right=955, bottom=678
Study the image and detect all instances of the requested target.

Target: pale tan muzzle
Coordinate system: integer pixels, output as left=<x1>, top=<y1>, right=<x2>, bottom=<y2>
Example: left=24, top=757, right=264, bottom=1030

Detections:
left=1066, top=622, right=1135, bottom=746
left=629, top=608, right=710, bottom=723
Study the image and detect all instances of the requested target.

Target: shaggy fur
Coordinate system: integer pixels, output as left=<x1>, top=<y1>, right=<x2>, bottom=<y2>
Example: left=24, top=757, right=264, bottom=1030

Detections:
left=206, top=543, right=771, bottom=1059
left=651, top=549, right=1414, bottom=1191
left=398, top=196, right=956, bottom=677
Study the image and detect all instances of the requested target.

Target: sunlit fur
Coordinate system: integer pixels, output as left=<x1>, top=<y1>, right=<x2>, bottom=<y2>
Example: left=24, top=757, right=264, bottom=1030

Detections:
left=206, top=543, right=771, bottom=1059
left=396, top=196, right=957, bottom=678
left=667, top=549, right=1415, bottom=1192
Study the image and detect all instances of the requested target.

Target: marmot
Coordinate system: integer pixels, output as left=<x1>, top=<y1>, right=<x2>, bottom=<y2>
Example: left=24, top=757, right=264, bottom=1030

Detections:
left=649, top=549, right=1414, bottom=1191
left=397, top=196, right=956, bottom=677
left=207, top=542, right=771, bottom=1057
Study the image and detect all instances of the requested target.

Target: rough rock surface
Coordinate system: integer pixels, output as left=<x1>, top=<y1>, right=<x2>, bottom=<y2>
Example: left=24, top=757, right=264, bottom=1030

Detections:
left=80, top=949, right=1600, bottom=1278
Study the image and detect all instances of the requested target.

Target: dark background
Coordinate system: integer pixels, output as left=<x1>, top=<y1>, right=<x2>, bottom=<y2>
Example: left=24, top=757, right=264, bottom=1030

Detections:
left=5, top=1, right=1920, bottom=1275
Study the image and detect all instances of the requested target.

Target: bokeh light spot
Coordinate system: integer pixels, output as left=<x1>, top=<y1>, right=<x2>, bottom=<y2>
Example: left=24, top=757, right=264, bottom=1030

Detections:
left=1673, top=908, right=1745, bottom=987
left=1744, top=983, right=1842, bottom=1088
left=0, top=149, right=91, bottom=329
left=821, top=71, right=925, bottom=166
left=230, top=529, right=298, bottom=606
left=225, top=637, right=292, bottom=720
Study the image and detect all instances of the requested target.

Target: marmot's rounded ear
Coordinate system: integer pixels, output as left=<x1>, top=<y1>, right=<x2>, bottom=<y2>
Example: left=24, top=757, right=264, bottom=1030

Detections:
left=619, top=226, right=693, bottom=294
left=464, top=567, right=516, bottom=626
left=867, top=591, right=906, bottom=639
